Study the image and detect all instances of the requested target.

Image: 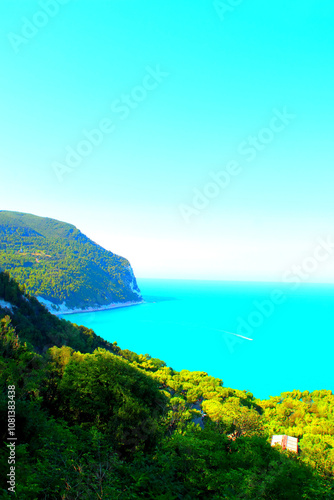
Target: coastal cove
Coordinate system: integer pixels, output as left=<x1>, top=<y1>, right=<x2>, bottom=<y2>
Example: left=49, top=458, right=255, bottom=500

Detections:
left=62, top=279, right=334, bottom=400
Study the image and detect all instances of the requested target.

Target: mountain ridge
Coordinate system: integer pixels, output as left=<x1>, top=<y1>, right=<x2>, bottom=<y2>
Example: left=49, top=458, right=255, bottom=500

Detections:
left=0, top=211, right=142, bottom=311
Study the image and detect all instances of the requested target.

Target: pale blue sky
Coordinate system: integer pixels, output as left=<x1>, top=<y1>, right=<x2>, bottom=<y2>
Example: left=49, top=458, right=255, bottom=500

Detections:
left=1, top=0, right=334, bottom=281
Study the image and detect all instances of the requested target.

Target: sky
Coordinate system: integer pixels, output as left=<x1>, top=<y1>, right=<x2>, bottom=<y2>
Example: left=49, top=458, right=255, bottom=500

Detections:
left=1, top=0, right=334, bottom=282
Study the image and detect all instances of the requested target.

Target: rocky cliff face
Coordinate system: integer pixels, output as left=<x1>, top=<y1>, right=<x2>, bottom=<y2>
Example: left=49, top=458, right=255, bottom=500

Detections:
left=0, top=211, right=142, bottom=311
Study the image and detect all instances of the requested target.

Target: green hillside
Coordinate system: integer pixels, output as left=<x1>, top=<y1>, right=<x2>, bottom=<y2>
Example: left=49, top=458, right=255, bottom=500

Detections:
left=0, top=273, right=333, bottom=498
left=0, top=211, right=141, bottom=310
left=0, top=271, right=119, bottom=354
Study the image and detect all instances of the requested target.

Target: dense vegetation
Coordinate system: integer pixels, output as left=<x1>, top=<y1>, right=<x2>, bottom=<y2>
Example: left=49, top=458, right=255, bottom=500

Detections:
left=0, top=273, right=333, bottom=498
left=0, top=271, right=119, bottom=354
left=0, top=211, right=141, bottom=309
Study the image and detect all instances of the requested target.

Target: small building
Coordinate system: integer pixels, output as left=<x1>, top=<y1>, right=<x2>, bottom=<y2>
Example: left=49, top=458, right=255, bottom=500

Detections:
left=271, top=435, right=298, bottom=453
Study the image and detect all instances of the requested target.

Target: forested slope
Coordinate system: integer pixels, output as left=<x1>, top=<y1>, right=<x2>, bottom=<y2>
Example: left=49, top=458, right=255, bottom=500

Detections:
left=0, top=273, right=333, bottom=498
left=0, top=271, right=119, bottom=354
left=0, top=211, right=141, bottom=310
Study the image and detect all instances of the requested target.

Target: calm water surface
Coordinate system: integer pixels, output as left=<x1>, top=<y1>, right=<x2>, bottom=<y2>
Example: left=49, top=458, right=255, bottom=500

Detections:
left=62, top=279, right=334, bottom=399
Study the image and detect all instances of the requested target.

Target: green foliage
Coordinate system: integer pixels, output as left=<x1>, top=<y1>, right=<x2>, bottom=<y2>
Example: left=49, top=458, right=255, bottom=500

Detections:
left=0, top=271, right=119, bottom=354
left=139, top=429, right=332, bottom=499
left=0, top=315, right=44, bottom=399
left=0, top=273, right=333, bottom=498
left=259, top=390, right=334, bottom=476
left=0, top=210, right=142, bottom=308
left=51, top=348, right=167, bottom=456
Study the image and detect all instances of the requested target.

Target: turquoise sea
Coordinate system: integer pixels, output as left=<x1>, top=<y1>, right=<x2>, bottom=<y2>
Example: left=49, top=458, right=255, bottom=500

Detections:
left=62, top=279, right=334, bottom=400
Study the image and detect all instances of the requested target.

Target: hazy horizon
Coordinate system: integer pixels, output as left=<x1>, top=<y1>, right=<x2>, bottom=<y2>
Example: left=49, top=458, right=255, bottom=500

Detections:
left=1, top=1, right=334, bottom=283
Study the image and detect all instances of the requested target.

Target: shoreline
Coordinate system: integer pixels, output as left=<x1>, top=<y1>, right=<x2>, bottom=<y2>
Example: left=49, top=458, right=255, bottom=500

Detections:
left=36, top=296, right=145, bottom=316
left=55, top=300, right=145, bottom=316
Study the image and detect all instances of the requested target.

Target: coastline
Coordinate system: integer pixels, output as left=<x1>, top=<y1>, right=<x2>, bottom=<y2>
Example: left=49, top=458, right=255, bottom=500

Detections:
left=56, top=300, right=145, bottom=316
left=36, top=296, right=145, bottom=316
